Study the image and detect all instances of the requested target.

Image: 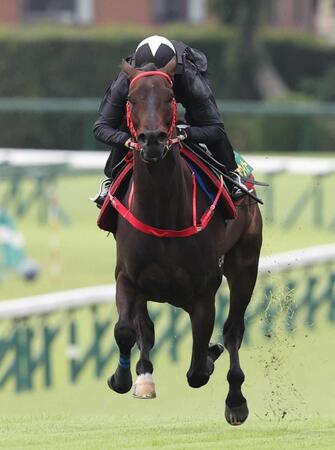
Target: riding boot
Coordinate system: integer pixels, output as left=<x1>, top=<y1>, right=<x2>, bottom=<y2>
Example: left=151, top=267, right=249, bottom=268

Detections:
left=207, top=133, right=249, bottom=199
left=227, top=171, right=251, bottom=200
left=91, top=146, right=128, bottom=209
left=90, top=178, right=112, bottom=209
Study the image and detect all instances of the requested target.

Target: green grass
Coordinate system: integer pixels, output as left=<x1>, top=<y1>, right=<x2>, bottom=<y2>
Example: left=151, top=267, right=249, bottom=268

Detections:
left=1, top=416, right=334, bottom=450
left=1, top=168, right=335, bottom=448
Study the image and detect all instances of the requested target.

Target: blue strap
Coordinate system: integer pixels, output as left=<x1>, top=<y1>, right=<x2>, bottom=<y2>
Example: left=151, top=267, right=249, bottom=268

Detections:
left=119, top=354, right=130, bottom=369
left=188, top=162, right=215, bottom=202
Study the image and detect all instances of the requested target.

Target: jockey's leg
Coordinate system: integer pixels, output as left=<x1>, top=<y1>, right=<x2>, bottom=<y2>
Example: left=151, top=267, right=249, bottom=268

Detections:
left=104, top=145, right=128, bottom=178
left=208, top=135, right=250, bottom=199
left=91, top=146, right=128, bottom=208
left=208, top=131, right=237, bottom=172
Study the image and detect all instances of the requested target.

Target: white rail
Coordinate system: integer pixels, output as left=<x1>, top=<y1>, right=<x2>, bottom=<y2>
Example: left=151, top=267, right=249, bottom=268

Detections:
left=258, top=244, right=335, bottom=273
left=0, top=285, right=115, bottom=320
left=0, top=149, right=335, bottom=175
left=1, top=244, right=335, bottom=320
left=0, top=149, right=108, bottom=172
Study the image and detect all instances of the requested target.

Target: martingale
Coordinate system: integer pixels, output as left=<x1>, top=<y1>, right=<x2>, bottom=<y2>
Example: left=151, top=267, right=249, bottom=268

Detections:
left=97, top=146, right=244, bottom=235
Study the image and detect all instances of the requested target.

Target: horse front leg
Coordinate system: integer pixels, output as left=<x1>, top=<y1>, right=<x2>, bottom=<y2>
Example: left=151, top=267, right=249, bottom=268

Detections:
left=132, top=300, right=156, bottom=399
left=108, top=272, right=137, bottom=394
left=187, top=298, right=217, bottom=388
left=223, top=221, right=262, bottom=425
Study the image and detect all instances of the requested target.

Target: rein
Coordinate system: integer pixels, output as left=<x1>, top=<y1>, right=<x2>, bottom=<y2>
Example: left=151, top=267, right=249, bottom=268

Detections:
left=126, top=71, right=179, bottom=150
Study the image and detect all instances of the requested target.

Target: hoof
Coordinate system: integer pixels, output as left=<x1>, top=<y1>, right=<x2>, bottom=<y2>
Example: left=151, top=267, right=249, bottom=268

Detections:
left=133, top=373, right=156, bottom=399
left=107, top=367, right=132, bottom=394
left=225, top=402, right=249, bottom=426
left=187, top=372, right=210, bottom=388
left=208, top=343, right=224, bottom=362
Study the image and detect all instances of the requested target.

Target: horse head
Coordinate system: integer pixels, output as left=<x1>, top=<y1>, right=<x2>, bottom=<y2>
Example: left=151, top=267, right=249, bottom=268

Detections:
left=122, top=58, right=177, bottom=163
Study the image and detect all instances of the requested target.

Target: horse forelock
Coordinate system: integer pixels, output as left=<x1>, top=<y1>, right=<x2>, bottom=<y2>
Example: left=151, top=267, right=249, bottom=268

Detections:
left=138, top=62, right=158, bottom=72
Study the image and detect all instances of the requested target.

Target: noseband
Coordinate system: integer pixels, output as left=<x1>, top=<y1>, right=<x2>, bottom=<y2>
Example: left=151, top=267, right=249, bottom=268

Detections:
left=126, top=71, right=180, bottom=152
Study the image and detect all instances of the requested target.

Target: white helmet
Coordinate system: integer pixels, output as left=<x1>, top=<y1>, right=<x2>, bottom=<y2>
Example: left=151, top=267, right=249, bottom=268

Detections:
left=134, top=35, right=176, bottom=68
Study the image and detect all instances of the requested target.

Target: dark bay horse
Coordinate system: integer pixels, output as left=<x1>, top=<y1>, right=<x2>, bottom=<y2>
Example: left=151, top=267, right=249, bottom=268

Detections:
left=107, top=58, right=262, bottom=426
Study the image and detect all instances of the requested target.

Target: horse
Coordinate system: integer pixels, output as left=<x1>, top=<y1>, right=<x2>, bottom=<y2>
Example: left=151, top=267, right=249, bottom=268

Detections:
left=106, top=57, right=263, bottom=426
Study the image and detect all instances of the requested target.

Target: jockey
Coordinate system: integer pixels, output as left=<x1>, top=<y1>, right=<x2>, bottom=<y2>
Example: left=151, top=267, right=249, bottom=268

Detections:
left=92, top=35, right=247, bottom=206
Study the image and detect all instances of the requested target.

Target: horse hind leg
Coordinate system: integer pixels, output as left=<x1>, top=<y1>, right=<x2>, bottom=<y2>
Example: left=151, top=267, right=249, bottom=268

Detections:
left=133, top=300, right=156, bottom=399
left=223, top=224, right=262, bottom=425
left=107, top=273, right=136, bottom=394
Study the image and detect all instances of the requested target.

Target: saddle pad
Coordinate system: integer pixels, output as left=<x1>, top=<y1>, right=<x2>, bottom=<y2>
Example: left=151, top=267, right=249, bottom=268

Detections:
left=235, top=151, right=253, bottom=178
left=97, top=148, right=248, bottom=234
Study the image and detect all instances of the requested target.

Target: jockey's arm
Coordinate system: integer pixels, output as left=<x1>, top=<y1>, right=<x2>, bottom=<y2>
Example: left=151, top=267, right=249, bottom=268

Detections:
left=185, top=122, right=227, bottom=144
left=93, top=72, right=131, bottom=148
left=182, top=93, right=229, bottom=145
left=181, top=90, right=237, bottom=171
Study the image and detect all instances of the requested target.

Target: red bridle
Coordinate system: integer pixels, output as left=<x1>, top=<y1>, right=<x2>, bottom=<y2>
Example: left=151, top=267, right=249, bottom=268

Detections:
left=126, top=71, right=178, bottom=150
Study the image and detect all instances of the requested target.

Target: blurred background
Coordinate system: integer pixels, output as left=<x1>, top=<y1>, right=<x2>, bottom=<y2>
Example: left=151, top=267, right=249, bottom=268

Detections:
left=0, top=1, right=335, bottom=449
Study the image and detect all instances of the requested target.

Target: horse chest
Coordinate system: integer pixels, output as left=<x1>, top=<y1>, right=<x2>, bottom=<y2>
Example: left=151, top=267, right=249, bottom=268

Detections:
left=136, top=263, right=196, bottom=302
left=133, top=243, right=215, bottom=304
left=117, top=225, right=222, bottom=304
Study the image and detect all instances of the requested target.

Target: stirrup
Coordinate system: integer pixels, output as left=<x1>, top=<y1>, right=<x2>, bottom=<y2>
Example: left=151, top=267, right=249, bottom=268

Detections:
left=229, top=171, right=251, bottom=200
left=90, top=178, right=112, bottom=208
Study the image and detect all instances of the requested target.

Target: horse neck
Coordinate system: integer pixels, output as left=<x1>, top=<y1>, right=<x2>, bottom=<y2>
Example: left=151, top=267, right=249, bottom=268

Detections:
left=131, top=147, right=192, bottom=228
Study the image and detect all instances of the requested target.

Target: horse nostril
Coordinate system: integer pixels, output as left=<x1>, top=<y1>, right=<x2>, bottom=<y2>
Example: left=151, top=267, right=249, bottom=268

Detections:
left=157, top=132, right=168, bottom=144
left=138, top=133, right=147, bottom=145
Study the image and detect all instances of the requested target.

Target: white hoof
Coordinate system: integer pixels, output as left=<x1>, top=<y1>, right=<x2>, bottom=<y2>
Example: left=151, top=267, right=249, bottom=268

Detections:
left=133, top=373, right=156, bottom=399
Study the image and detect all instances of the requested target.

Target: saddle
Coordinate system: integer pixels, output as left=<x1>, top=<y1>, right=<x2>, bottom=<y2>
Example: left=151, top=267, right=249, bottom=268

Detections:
left=97, top=146, right=254, bottom=234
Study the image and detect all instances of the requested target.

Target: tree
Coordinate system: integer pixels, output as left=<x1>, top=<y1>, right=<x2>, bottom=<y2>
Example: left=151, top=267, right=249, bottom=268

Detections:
left=211, top=0, right=238, bottom=24
left=212, top=0, right=288, bottom=99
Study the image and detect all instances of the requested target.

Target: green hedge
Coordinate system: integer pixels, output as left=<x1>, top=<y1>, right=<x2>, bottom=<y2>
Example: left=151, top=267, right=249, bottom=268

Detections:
left=0, top=112, right=99, bottom=150
left=0, top=27, right=232, bottom=98
left=225, top=115, right=335, bottom=153
left=265, top=32, right=335, bottom=92
left=2, top=26, right=335, bottom=99
left=1, top=26, right=335, bottom=151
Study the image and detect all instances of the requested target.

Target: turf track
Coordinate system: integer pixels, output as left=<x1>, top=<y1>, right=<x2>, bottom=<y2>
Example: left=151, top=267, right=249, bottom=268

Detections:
left=1, top=323, right=335, bottom=449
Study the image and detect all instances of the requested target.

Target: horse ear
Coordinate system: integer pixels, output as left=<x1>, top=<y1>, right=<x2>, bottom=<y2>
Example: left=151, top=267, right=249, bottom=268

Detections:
left=161, top=57, right=177, bottom=78
left=121, top=59, right=138, bottom=80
